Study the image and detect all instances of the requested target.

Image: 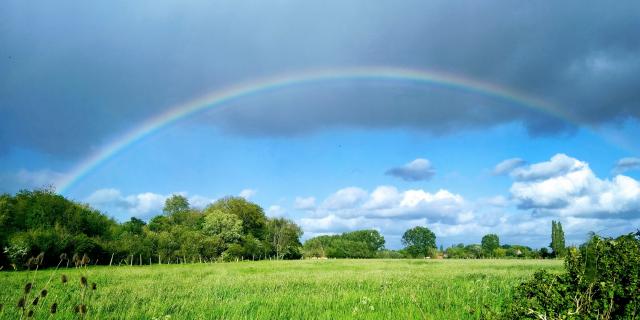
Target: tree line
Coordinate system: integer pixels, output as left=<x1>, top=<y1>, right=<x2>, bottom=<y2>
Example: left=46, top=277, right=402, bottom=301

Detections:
left=0, top=188, right=303, bottom=269
left=1, top=188, right=569, bottom=269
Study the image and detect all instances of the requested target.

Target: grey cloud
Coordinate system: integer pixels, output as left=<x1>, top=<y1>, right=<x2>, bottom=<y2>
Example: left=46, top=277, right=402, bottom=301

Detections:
left=493, top=158, right=526, bottom=176
left=1, top=0, right=640, bottom=158
left=0, top=169, right=64, bottom=193
left=510, top=154, right=582, bottom=181
left=386, top=158, right=435, bottom=182
left=613, top=157, right=640, bottom=174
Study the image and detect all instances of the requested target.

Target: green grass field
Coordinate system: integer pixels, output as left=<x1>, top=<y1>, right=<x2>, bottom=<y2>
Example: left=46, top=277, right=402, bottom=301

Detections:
left=0, top=259, right=562, bottom=319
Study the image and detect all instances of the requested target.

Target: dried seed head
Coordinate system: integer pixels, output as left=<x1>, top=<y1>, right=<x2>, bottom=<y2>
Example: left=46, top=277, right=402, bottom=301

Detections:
left=80, top=276, right=88, bottom=287
left=24, top=282, right=32, bottom=294
left=27, top=310, right=34, bottom=318
left=40, top=289, right=48, bottom=297
left=50, top=302, right=58, bottom=314
left=59, top=253, right=68, bottom=261
left=17, top=297, right=25, bottom=309
left=75, top=304, right=87, bottom=314
left=32, top=296, right=39, bottom=306
left=61, top=274, right=68, bottom=283
left=91, top=282, right=97, bottom=290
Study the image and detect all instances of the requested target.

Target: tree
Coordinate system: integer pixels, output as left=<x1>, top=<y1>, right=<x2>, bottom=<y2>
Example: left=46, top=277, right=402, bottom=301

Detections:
left=481, top=234, right=500, bottom=257
left=202, top=209, right=243, bottom=243
left=401, top=226, right=436, bottom=257
left=341, top=230, right=385, bottom=253
left=550, top=220, right=566, bottom=257
left=265, top=218, right=303, bottom=259
left=163, top=194, right=190, bottom=216
left=206, top=197, right=267, bottom=239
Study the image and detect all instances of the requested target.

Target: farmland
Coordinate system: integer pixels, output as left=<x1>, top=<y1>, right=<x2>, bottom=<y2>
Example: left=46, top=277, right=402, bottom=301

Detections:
left=0, top=259, right=562, bottom=319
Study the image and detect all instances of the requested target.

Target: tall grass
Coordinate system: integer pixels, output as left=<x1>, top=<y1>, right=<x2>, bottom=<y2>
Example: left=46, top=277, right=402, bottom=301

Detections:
left=0, top=259, right=562, bottom=319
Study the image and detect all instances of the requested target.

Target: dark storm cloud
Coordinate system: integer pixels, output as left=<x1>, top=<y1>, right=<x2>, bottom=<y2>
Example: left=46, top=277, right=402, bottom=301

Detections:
left=1, top=0, right=639, bottom=157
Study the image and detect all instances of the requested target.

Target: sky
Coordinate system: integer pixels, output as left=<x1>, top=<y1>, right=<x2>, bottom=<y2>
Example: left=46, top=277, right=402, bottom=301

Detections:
left=1, top=0, right=640, bottom=249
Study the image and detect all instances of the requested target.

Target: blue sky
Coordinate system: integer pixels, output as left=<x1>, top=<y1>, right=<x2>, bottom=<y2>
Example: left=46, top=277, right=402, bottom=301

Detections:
left=2, top=0, right=640, bottom=249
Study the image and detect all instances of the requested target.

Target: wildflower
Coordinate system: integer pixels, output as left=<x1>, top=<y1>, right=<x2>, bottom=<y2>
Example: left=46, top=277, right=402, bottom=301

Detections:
left=24, top=283, right=32, bottom=294
left=91, top=282, right=97, bottom=290
left=17, top=297, right=25, bottom=309
left=32, top=296, right=39, bottom=306
left=80, top=276, right=88, bottom=287
left=61, top=274, right=68, bottom=283
left=40, top=289, right=48, bottom=297
left=27, top=310, right=34, bottom=318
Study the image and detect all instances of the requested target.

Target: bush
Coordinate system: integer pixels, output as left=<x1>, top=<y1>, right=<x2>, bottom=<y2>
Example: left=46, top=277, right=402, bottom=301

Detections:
left=498, top=232, right=640, bottom=319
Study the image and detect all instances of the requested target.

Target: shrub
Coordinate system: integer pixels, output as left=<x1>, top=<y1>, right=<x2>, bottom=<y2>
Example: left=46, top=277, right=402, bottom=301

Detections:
left=498, top=232, right=640, bottom=319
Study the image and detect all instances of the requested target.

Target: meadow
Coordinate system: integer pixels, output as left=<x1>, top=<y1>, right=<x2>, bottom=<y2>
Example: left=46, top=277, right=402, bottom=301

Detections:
left=0, top=259, right=562, bottom=319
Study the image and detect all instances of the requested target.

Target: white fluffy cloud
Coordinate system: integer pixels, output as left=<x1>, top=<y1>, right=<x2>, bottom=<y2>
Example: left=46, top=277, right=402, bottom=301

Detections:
left=309, top=185, right=471, bottom=224
left=322, top=187, right=368, bottom=210
left=239, top=188, right=256, bottom=199
left=266, top=205, right=285, bottom=217
left=294, top=196, right=316, bottom=210
left=85, top=188, right=216, bottom=220
left=385, top=158, right=436, bottom=181
left=510, top=154, right=640, bottom=217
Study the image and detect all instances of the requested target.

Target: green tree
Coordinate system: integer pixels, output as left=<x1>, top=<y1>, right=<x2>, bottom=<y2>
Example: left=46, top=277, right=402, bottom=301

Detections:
left=163, top=194, right=190, bottom=216
left=550, top=220, right=566, bottom=257
left=401, top=226, right=436, bottom=257
left=265, top=218, right=303, bottom=259
left=202, top=209, right=243, bottom=243
left=342, top=230, right=385, bottom=254
left=481, top=234, right=500, bottom=257
left=206, top=197, right=267, bottom=239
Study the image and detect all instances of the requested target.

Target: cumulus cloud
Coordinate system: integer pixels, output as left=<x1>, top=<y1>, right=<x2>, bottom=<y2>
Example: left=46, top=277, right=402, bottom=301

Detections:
left=322, top=187, right=368, bottom=210
left=493, top=158, right=526, bottom=175
left=510, top=154, right=583, bottom=181
left=238, top=188, right=256, bottom=199
left=294, top=196, right=316, bottom=210
left=613, top=157, right=640, bottom=174
left=385, top=158, right=436, bottom=181
left=510, top=154, right=640, bottom=217
left=85, top=188, right=216, bottom=220
left=313, top=185, right=470, bottom=223
left=0, top=169, right=65, bottom=193
left=266, top=205, right=285, bottom=217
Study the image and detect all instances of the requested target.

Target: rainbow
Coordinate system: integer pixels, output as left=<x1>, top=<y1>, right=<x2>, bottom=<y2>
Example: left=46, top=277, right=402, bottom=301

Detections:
left=57, top=66, right=573, bottom=194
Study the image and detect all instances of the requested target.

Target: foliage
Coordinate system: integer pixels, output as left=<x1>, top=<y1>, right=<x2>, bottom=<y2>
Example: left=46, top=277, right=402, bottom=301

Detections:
left=265, top=217, right=303, bottom=259
left=162, top=194, right=190, bottom=216
left=500, top=232, right=640, bottom=319
left=303, top=230, right=385, bottom=258
left=550, top=220, right=566, bottom=258
left=401, top=226, right=436, bottom=258
left=481, top=234, right=500, bottom=257
left=0, top=189, right=305, bottom=269
left=206, top=197, right=267, bottom=239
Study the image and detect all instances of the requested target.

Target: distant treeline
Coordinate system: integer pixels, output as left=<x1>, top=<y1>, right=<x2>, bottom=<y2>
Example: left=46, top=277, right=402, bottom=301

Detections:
left=1, top=189, right=566, bottom=269
left=0, top=188, right=303, bottom=269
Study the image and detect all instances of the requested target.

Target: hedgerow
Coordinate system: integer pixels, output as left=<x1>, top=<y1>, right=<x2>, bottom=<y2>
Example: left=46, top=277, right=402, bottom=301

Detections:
left=497, top=232, right=640, bottom=319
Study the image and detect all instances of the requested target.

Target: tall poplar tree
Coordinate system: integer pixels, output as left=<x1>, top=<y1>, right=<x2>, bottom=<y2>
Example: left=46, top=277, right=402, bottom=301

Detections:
left=550, top=220, right=566, bottom=257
